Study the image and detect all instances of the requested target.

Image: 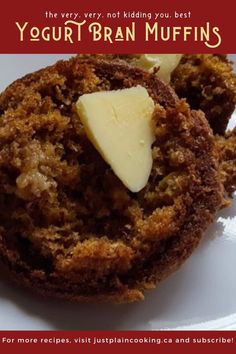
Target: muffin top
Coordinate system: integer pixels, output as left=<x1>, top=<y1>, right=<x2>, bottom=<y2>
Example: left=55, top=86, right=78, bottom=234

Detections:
left=0, top=56, right=223, bottom=302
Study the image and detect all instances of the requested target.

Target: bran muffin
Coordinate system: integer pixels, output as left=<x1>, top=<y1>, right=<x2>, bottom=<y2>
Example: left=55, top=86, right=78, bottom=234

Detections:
left=0, top=56, right=223, bottom=302
left=216, top=128, right=236, bottom=196
left=171, top=54, right=236, bottom=135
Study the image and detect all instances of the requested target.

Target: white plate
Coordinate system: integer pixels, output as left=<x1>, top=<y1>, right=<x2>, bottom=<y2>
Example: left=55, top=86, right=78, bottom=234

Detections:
left=0, top=54, right=235, bottom=330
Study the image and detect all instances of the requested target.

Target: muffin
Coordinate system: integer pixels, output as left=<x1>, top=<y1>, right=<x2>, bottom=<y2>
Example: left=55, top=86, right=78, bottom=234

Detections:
left=0, top=56, right=223, bottom=302
left=216, top=128, right=236, bottom=196
left=171, top=54, right=236, bottom=135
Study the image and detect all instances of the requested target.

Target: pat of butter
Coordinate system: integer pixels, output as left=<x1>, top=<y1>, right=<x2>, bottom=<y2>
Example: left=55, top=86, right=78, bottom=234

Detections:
left=136, top=54, right=182, bottom=83
left=76, top=86, right=155, bottom=192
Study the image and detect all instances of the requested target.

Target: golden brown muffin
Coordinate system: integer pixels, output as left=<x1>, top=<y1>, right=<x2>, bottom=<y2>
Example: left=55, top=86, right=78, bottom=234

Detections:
left=170, top=54, right=236, bottom=196
left=0, top=56, right=223, bottom=302
left=171, top=54, right=236, bottom=135
left=216, top=128, right=236, bottom=196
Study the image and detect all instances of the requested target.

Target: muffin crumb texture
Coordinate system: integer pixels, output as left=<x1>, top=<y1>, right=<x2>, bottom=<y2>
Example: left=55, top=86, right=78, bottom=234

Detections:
left=0, top=57, right=223, bottom=302
left=171, top=54, right=236, bottom=135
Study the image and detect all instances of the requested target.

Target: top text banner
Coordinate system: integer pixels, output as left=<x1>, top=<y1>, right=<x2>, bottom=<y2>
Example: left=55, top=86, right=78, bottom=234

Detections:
left=0, top=0, right=235, bottom=53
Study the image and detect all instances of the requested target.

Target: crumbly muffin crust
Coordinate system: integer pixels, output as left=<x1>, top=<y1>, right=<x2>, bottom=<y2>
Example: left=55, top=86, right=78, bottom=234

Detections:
left=171, top=54, right=236, bottom=135
left=216, top=128, right=236, bottom=196
left=0, top=57, right=223, bottom=302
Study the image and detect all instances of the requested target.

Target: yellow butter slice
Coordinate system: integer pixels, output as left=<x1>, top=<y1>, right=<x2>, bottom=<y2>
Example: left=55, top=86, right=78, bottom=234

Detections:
left=136, top=54, right=182, bottom=83
left=76, top=86, right=155, bottom=192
